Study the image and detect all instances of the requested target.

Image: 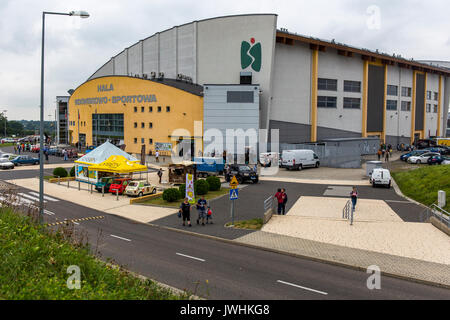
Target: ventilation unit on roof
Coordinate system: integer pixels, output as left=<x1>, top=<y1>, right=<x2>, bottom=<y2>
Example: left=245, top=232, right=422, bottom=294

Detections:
left=142, top=74, right=148, bottom=79
left=150, top=72, right=156, bottom=79
left=158, top=72, right=164, bottom=80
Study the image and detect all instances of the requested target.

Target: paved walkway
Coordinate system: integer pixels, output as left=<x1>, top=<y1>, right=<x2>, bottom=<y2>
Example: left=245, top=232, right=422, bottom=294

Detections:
left=235, top=231, right=450, bottom=288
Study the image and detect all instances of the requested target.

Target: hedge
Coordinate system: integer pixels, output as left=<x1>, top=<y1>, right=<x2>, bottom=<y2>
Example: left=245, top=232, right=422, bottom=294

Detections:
left=194, top=179, right=209, bottom=196
left=206, top=176, right=221, bottom=191
left=53, top=167, right=68, bottom=178
left=162, top=188, right=181, bottom=202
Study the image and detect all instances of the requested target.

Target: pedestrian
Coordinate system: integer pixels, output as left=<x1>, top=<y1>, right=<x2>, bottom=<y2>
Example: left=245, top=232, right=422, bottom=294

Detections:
left=377, top=149, right=382, bottom=161
left=385, top=150, right=390, bottom=162
left=44, top=149, right=49, bottom=162
left=63, top=149, right=68, bottom=161
left=350, top=186, right=358, bottom=211
left=206, top=206, right=213, bottom=224
left=196, top=195, right=208, bottom=226
left=179, top=198, right=192, bottom=227
left=14, top=144, right=17, bottom=153
left=275, top=188, right=284, bottom=215
left=157, top=168, right=163, bottom=184
left=281, top=188, right=288, bottom=215
left=155, top=150, right=159, bottom=163
left=18, top=144, right=21, bottom=154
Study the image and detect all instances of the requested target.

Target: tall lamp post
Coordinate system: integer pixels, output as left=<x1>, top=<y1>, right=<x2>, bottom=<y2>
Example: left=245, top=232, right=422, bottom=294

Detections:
left=2, top=110, right=6, bottom=138
left=39, top=10, right=90, bottom=222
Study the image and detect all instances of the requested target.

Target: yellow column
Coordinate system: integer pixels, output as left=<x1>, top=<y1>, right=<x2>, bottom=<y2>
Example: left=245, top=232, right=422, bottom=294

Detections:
left=437, top=75, right=442, bottom=136
left=410, top=71, right=417, bottom=144
left=310, top=49, right=319, bottom=142
left=423, top=73, right=427, bottom=138
left=382, top=64, right=387, bottom=143
left=362, top=61, right=369, bottom=138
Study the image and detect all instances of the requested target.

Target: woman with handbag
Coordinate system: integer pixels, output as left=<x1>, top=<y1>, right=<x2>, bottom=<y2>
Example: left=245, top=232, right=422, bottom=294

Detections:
left=179, top=198, right=192, bottom=227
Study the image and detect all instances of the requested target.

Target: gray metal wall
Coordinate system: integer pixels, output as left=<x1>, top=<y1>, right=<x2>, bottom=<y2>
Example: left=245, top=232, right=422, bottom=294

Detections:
left=367, top=65, right=385, bottom=132
left=415, top=73, right=425, bottom=131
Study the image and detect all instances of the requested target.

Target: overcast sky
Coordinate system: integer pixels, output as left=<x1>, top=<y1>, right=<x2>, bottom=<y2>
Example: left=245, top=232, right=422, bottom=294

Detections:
left=1, top=0, right=449, bottom=120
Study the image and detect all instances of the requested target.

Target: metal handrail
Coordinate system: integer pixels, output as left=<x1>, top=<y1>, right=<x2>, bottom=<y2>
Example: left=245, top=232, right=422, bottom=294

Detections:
left=264, top=195, right=274, bottom=212
left=420, top=203, right=449, bottom=228
left=342, top=200, right=354, bottom=225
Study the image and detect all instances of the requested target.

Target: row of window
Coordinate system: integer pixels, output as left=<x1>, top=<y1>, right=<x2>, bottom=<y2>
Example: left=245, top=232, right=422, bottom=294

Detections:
left=134, top=122, right=153, bottom=129
left=134, top=106, right=170, bottom=113
left=134, top=138, right=153, bottom=144
left=426, top=103, right=439, bottom=113
left=318, top=79, right=361, bottom=93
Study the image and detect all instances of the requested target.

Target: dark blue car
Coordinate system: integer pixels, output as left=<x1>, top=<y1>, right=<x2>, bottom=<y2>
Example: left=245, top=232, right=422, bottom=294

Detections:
left=400, top=150, right=427, bottom=161
left=11, top=155, right=40, bottom=166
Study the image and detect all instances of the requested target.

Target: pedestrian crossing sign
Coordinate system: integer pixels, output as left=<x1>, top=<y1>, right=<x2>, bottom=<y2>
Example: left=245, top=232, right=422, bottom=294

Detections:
left=229, top=188, right=239, bottom=200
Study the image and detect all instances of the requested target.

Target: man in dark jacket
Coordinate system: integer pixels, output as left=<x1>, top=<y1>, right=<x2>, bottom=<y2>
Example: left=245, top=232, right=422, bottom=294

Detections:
left=281, top=188, right=288, bottom=215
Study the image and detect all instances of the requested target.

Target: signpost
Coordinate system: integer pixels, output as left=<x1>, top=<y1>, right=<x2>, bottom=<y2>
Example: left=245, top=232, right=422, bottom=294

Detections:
left=229, top=176, right=239, bottom=226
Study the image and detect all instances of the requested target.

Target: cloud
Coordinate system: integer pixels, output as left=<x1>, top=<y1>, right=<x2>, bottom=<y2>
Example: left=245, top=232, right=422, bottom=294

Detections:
left=0, top=0, right=449, bottom=120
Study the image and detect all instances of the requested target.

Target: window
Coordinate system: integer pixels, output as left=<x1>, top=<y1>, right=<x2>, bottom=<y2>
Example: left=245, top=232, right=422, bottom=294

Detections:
left=149, top=138, right=153, bottom=144
left=149, top=106, right=153, bottom=112
left=134, top=138, right=137, bottom=144
left=318, top=78, right=337, bottom=91
left=433, top=104, right=438, bottom=113
left=134, top=107, right=137, bottom=112
left=317, top=96, right=337, bottom=108
left=387, top=85, right=398, bottom=96
left=149, top=122, right=153, bottom=128
left=343, top=97, right=361, bottom=109
left=426, top=91, right=432, bottom=100
left=141, top=138, right=145, bottom=144
left=434, top=92, right=439, bottom=101
left=386, top=100, right=397, bottom=111
left=157, top=106, right=161, bottom=112
left=343, top=80, right=361, bottom=93
left=401, top=101, right=411, bottom=111
left=166, top=106, right=170, bottom=112
left=134, top=122, right=137, bottom=128
left=226, top=91, right=254, bottom=103
left=401, top=87, right=412, bottom=97
left=141, top=106, right=145, bottom=112
left=141, top=122, right=145, bottom=128
left=426, top=103, right=432, bottom=113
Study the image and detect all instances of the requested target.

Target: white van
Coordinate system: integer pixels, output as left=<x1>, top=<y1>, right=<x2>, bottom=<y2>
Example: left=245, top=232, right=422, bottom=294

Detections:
left=369, top=168, right=391, bottom=188
left=281, top=150, right=320, bottom=170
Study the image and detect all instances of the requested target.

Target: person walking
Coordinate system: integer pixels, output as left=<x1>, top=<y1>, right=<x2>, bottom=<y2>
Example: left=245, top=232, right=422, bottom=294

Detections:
left=44, top=149, right=49, bottom=162
left=206, top=206, right=213, bottom=224
left=157, top=168, right=163, bottom=184
left=281, top=188, right=288, bottom=215
left=63, top=149, right=68, bottom=161
left=196, top=196, right=208, bottom=226
left=17, top=144, right=21, bottom=154
left=155, top=150, right=159, bottom=163
left=385, top=150, right=390, bottom=162
left=350, top=186, right=358, bottom=211
left=377, top=149, right=382, bottom=161
left=14, top=144, right=17, bottom=153
left=179, top=198, right=192, bottom=227
left=275, top=188, right=284, bottom=215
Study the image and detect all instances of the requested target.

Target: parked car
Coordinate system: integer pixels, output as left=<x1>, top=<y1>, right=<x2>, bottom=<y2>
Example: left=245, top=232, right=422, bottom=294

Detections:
left=11, top=155, right=40, bottom=166
left=95, top=176, right=116, bottom=193
left=225, top=164, right=258, bottom=184
left=125, top=181, right=157, bottom=197
left=280, top=150, right=320, bottom=170
left=108, top=178, right=132, bottom=195
left=428, top=155, right=450, bottom=165
left=0, top=153, right=15, bottom=159
left=400, top=150, right=428, bottom=161
left=0, top=158, right=15, bottom=170
left=31, top=145, right=40, bottom=153
left=369, top=168, right=391, bottom=188
left=407, top=152, right=440, bottom=164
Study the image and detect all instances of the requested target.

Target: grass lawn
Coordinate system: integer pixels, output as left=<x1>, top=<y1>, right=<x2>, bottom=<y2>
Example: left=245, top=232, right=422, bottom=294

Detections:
left=392, top=165, right=450, bottom=212
left=140, top=188, right=230, bottom=208
left=0, top=143, right=16, bottom=147
left=0, top=207, right=186, bottom=299
left=226, top=218, right=263, bottom=230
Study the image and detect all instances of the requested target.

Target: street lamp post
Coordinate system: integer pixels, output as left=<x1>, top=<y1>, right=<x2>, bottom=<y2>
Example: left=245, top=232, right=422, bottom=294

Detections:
left=2, top=110, right=6, bottom=138
left=39, top=10, right=89, bottom=223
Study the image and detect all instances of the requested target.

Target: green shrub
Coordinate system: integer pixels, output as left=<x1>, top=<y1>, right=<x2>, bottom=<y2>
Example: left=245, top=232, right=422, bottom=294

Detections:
left=69, top=166, right=75, bottom=177
left=194, top=179, right=209, bottom=195
left=53, top=167, right=68, bottom=178
left=178, top=184, right=186, bottom=198
left=162, top=188, right=181, bottom=202
left=206, top=176, right=221, bottom=191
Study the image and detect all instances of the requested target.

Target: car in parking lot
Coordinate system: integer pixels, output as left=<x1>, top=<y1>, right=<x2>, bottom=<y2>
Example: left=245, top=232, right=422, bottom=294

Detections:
left=0, top=153, right=15, bottom=159
left=108, top=178, right=131, bottom=195
left=125, top=181, right=157, bottom=197
left=369, top=168, right=391, bottom=188
left=0, top=158, right=15, bottom=170
left=95, top=176, right=115, bottom=193
left=428, top=155, right=450, bottom=165
left=225, top=164, right=259, bottom=184
left=407, top=152, right=440, bottom=164
left=400, top=150, right=427, bottom=161
left=11, top=155, right=40, bottom=166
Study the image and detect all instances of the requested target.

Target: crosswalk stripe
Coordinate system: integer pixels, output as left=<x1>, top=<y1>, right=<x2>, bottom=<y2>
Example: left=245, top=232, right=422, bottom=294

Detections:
left=29, top=192, right=59, bottom=202
left=18, top=193, right=47, bottom=203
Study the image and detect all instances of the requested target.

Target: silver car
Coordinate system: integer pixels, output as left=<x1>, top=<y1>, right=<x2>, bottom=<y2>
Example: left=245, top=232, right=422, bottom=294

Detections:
left=0, top=158, right=14, bottom=170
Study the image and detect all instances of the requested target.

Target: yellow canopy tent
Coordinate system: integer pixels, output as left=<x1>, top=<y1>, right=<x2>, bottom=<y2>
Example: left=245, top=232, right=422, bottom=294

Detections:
left=88, top=155, right=148, bottom=173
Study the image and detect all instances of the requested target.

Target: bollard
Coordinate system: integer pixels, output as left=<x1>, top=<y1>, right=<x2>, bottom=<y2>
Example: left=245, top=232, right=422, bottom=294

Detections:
left=78, top=181, right=80, bottom=191
left=58, top=176, right=60, bottom=185
left=67, top=179, right=69, bottom=188
left=102, top=186, right=104, bottom=197
left=116, top=189, right=119, bottom=201
left=90, top=184, right=93, bottom=194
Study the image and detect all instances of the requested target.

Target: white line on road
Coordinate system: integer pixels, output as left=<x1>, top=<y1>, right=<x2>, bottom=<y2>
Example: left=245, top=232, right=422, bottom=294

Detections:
left=44, top=210, right=55, bottom=216
left=18, top=193, right=47, bottom=203
left=110, top=234, right=132, bottom=242
left=176, top=252, right=205, bottom=262
left=29, top=192, right=59, bottom=202
left=277, top=280, right=328, bottom=296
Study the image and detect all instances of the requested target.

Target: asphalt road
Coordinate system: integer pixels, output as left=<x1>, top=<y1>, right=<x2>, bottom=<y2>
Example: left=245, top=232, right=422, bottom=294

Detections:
left=2, top=182, right=450, bottom=300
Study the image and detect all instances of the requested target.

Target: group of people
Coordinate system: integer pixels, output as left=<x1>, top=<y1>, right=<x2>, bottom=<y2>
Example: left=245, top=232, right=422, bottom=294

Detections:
left=377, top=143, right=393, bottom=162
left=178, top=196, right=213, bottom=227
left=14, top=143, right=32, bottom=154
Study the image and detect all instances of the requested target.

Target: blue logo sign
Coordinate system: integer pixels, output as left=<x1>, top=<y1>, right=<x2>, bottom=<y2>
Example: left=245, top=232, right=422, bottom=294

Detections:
left=229, top=189, right=239, bottom=200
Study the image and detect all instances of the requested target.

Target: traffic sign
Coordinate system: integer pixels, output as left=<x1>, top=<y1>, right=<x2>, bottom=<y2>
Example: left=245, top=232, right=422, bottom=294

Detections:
left=229, top=175, right=239, bottom=189
left=229, top=188, right=239, bottom=200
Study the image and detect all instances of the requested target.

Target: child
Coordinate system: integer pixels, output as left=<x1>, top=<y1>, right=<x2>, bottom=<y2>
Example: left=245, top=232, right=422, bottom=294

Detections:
left=206, top=206, right=213, bottom=224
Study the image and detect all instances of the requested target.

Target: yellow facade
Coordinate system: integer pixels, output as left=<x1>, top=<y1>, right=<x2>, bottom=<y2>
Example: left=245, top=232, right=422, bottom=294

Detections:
left=68, top=76, right=203, bottom=155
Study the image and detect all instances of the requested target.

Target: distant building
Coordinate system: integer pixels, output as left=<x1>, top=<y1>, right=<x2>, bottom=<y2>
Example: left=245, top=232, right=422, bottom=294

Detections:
left=56, top=96, right=69, bottom=145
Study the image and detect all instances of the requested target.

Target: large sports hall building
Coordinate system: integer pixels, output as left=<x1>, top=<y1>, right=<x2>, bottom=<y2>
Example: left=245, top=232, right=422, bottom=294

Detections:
left=66, top=14, right=450, bottom=155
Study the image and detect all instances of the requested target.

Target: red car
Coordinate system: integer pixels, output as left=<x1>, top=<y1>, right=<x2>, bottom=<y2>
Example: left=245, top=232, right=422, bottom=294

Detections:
left=108, top=178, right=131, bottom=195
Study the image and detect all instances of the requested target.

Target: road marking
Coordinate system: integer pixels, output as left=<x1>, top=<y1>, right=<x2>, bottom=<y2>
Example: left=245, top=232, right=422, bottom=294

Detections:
left=18, top=193, right=47, bottom=203
left=29, top=192, right=59, bottom=202
left=44, top=210, right=55, bottom=216
left=277, top=280, right=328, bottom=296
left=110, top=234, right=131, bottom=242
left=385, top=200, right=411, bottom=204
left=176, top=252, right=205, bottom=262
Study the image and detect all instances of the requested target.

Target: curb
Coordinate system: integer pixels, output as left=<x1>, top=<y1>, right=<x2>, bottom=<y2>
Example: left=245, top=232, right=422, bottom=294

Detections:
left=390, top=178, right=430, bottom=210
